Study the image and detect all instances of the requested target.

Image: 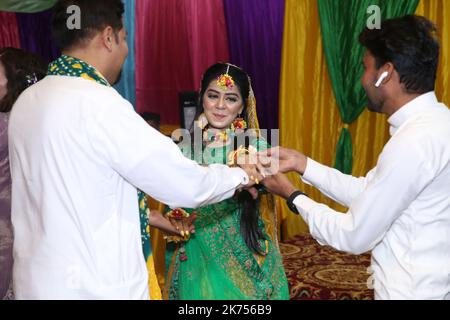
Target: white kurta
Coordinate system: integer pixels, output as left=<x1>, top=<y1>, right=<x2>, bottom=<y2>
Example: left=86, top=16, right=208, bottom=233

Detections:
left=8, top=76, right=249, bottom=300
left=293, top=92, right=450, bottom=300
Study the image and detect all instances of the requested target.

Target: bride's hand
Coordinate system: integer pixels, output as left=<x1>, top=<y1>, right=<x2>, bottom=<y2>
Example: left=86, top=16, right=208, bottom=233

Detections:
left=148, top=210, right=196, bottom=237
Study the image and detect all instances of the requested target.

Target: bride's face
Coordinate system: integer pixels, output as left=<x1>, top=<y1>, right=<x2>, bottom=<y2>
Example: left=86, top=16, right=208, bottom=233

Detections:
left=202, top=79, right=244, bottom=130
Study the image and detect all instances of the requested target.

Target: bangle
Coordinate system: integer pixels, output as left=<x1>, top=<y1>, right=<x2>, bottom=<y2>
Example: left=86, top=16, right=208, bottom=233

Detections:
left=286, top=190, right=307, bottom=215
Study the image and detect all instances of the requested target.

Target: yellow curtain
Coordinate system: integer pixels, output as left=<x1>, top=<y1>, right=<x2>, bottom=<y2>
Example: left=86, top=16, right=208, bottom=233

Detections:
left=416, top=0, right=450, bottom=107
left=278, top=0, right=450, bottom=241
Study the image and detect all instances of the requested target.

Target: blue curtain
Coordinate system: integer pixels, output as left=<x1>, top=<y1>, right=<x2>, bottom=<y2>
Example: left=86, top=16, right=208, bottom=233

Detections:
left=114, top=0, right=136, bottom=109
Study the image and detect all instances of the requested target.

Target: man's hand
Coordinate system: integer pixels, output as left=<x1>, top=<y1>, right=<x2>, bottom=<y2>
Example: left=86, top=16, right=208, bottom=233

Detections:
left=258, top=147, right=308, bottom=175
left=261, top=173, right=298, bottom=199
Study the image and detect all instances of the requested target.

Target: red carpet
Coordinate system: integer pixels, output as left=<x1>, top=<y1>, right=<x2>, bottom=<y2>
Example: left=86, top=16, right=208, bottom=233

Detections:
left=280, top=233, right=374, bottom=300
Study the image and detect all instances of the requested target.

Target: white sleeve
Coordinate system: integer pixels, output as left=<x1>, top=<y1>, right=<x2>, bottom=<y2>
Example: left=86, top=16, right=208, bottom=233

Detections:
left=86, top=98, right=248, bottom=209
left=294, top=141, right=433, bottom=255
left=301, top=158, right=372, bottom=207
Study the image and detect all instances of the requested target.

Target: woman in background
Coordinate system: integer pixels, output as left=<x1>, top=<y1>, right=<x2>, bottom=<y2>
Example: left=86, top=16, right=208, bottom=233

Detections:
left=0, top=47, right=47, bottom=299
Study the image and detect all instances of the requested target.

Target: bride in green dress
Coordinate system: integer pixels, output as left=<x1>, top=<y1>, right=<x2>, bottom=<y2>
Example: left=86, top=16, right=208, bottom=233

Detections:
left=164, top=63, right=289, bottom=300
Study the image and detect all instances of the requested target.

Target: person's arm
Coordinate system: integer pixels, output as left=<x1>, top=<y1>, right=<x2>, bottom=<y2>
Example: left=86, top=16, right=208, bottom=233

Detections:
left=293, top=140, right=433, bottom=254
left=260, top=147, right=369, bottom=207
left=148, top=209, right=195, bottom=236
left=301, top=158, right=374, bottom=207
left=86, top=97, right=255, bottom=209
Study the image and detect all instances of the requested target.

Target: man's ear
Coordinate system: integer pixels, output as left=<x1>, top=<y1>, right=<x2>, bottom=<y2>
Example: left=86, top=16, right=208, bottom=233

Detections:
left=380, top=62, right=395, bottom=84
left=101, top=27, right=115, bottom=51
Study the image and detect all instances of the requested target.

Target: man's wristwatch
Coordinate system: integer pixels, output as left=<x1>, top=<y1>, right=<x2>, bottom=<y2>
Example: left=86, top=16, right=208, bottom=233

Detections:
left=286, top=190, right=307, bottom=215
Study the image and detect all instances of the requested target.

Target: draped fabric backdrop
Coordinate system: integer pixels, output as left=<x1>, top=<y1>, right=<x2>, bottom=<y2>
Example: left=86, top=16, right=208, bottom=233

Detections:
left=184, top=0, right=231, bottom=91
left=16, top=9, right=60, bottom=64
left=0, top=0, right=57, bottom=13
left=135, top=0, right=230, bottom=125
left=278, top=0, right=450, bottom=240
left=114, top=0, right=137, bottom=107
left=0, top=12, right=20, bottom=48
left=223, top=0, right=285, bottom=131
left=416, top=0, right=450, bottom=108
left=318, top=0, right=419, bottom=174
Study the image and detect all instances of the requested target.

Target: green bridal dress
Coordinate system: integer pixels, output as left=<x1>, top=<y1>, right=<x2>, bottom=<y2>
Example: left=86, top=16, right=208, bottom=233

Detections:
left=165, top=138, right=289, bottom=300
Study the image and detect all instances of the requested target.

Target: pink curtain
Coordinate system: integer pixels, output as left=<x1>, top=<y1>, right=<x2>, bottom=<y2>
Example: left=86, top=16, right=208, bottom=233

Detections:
left=0, top=12, right=21, bottom=48
left=135, top=0, right=229, bottom=125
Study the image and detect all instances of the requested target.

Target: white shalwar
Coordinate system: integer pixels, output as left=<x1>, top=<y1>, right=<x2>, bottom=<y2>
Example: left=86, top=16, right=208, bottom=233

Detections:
left=8, top=76, right=249, bottom=299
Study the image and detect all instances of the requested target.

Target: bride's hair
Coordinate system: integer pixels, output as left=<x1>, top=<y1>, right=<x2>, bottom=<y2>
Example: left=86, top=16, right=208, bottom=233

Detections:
left=193, top=63, right=266, bottom=255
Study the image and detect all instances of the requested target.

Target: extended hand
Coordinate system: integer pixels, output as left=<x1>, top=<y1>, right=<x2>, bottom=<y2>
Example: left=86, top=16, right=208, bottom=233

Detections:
left=148, top=209, right=196, bottom=237
left=237, top=152, right=265, bottom=187
left=261, top=173, right=297, bottom=199
left=258, top=147, right=307, bottom=175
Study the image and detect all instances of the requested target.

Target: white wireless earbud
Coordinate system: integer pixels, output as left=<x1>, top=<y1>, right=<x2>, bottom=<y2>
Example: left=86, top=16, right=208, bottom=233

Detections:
left=375, top=71, right=389, bottom=88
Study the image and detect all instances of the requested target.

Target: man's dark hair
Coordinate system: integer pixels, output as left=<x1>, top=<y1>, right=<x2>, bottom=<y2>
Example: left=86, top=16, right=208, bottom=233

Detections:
left=52, top=0, right=125, bottom=51
left=359, top=15, right=440, bottom=94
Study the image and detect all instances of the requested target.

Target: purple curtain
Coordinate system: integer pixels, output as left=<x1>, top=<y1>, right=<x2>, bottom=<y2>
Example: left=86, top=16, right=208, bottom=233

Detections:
left=16, top=9, right=60, bottom=64
left=224, top=0, right=285, bottom=131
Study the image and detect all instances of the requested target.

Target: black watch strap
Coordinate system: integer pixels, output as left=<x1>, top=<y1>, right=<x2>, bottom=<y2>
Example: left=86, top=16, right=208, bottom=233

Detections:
left=286, top=190, right=307, bottom=215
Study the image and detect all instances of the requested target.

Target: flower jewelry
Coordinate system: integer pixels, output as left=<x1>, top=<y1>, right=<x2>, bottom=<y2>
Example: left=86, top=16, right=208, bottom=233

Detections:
left=197, top=113, right=209, bottom=130
left=165, top=208, right=192, bottom=262
left=217, top=65, right=235, bottom=91
left=231, top=118, right=247, bottom=131
left=164, top=208, right=191, bottom=244
left=198, top=113, right=247, bottom=144
left=166, top=208, right=190, bottom=220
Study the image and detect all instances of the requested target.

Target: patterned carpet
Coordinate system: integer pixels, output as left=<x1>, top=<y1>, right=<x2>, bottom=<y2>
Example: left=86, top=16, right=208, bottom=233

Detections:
left=280, top=233, right=374, bottom=300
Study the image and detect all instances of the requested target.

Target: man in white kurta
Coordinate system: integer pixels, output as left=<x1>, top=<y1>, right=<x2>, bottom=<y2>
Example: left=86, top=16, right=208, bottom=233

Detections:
left=7, top=0, right=262, bottom=299
left=261, top=15, right=450, bottom=299
left=8, top=74, right=255, bottom=299
left=9, top=76, right=255, bottom=299
left=293, top=92, right=450, bottom=299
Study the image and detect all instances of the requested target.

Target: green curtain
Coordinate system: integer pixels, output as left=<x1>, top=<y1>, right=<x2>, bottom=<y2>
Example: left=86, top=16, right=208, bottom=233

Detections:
left=0, top=0, right=57, bottom=13
left=318, top=0, right=419, bottom=174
